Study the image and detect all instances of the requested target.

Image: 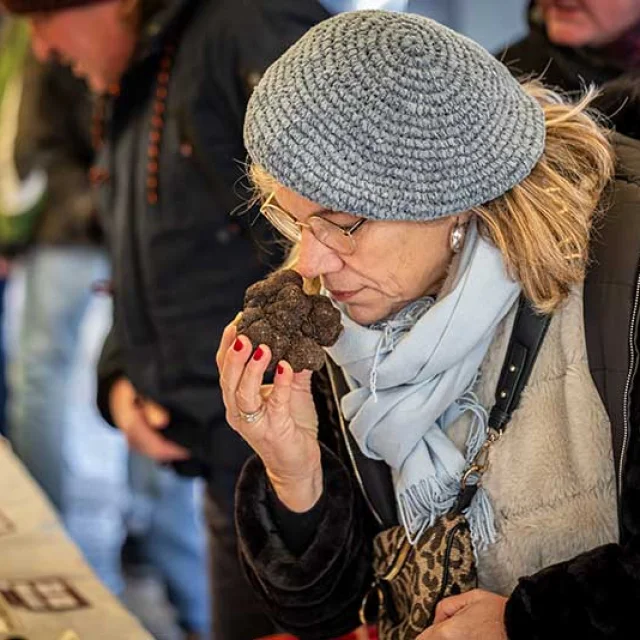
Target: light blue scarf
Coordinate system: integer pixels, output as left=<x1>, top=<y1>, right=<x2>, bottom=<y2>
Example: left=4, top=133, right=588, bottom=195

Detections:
left=325, top=220, right=520, bottom=548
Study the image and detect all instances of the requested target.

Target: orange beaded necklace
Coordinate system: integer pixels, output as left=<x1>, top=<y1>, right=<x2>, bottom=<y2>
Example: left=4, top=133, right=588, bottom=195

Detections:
left=89, top=42, right=176, bottom=206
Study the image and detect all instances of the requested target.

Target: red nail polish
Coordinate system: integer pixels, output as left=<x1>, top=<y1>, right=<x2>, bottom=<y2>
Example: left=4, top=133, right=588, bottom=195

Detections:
left=253, top=347, right=264, bottom=361
left=233, top=338, right=243, bottom=352
left=277, top=364, right=284, bottom=375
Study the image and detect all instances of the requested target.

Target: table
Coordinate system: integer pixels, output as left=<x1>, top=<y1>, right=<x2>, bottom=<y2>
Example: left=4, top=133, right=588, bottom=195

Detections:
left=0, top=439, right=153, bottom=639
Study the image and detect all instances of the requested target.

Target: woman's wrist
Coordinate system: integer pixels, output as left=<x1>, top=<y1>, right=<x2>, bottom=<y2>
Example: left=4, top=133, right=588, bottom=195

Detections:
left=267, top=467, right=324, bottom=513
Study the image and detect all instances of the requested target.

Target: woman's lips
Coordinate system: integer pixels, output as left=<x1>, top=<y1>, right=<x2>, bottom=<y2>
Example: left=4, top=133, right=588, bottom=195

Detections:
left=328, top=289, right=360, bottom=302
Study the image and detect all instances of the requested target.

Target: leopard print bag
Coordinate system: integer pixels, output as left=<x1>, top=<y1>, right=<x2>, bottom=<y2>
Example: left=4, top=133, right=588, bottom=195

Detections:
left=359, top=511, right=477, bottom=640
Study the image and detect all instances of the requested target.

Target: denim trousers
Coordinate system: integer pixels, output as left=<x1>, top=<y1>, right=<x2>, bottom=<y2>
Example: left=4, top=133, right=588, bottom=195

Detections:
left=7, top=246, right=210, bottom=635
left=0, top=276, right=7, bottom=436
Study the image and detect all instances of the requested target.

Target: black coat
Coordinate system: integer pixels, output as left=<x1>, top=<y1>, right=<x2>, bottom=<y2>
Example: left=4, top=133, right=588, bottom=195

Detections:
left=234, top=132, right=640, bottom=640
left=95, top=0, right=330, bottom=476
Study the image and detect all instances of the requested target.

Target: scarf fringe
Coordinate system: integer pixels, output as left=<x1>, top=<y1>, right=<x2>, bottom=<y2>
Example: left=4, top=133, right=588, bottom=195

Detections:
left=398, top=386, right=497, bottom=549
left=398, top=472, right=460, bottom=544
left=458, top=385, right=488, bottom=462
left=466, top=486, right=498, bottom=555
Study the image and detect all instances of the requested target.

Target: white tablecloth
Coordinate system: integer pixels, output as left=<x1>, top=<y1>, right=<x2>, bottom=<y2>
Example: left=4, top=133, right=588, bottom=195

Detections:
left=0, top=439, right=153, bottom=640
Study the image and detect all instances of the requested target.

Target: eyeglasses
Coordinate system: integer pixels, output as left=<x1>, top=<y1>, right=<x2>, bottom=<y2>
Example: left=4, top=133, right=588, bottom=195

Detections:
left=259, top=192, right=367, bottom=256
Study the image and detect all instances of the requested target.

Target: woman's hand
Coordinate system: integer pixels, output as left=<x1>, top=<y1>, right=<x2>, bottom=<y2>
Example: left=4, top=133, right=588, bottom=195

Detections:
left=417, top=590, right=508, bottom=640
left=216, top=321, right=323, bottom=512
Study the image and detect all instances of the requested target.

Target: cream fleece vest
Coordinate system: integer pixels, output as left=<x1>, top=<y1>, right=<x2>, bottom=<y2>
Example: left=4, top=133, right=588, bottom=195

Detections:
left=447, top=286, right=619, bottom=595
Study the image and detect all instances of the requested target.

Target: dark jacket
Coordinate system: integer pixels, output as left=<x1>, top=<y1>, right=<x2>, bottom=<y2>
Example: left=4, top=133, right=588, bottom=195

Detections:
left=234, top=133, right=640, bottom=640
left=95, top=0, right=330, bottom=476
left=14, top=56, right=100, bottom=248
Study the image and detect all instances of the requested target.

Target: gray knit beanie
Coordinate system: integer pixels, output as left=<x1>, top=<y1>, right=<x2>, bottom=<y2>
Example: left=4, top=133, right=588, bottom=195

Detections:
left=244, top=10, right=546, bottom=221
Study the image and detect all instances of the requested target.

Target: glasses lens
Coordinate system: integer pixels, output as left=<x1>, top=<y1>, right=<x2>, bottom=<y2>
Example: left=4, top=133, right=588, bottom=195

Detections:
left=261, top=204, right=301, bottom=243
left=308, top=217, right=356, bottom=255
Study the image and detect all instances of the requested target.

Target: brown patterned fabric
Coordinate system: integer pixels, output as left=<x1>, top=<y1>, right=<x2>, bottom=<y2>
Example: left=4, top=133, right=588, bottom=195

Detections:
left=1, top=0, right=108, bottom=15
left=361, top=512, right=478, bottom=640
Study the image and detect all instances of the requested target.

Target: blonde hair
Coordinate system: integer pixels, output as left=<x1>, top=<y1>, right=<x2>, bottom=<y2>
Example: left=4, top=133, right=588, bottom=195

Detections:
left=249, top=81, right=615, bottom=311
left=472, top=81, right=614, bottom=314
left=249, top=164, right=306, bottom=276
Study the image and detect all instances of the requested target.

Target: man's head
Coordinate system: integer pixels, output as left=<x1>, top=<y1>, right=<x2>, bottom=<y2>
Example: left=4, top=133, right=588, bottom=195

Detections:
left=1, top=0, right=137, bottom=93
left=539, top=0, right=640, bottom=47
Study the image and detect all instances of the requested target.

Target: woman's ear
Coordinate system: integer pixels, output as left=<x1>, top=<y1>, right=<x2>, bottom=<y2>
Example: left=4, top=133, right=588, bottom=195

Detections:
left=449, top=213, right=472, bottom=254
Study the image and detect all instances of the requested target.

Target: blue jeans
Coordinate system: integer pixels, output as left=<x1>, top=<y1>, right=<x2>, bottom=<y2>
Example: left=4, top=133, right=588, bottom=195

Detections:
left=128, top=453, right=210, bottom=635
left=0, top=277, right=6, bottom=436
left=8, top=247, right=209, bottom=635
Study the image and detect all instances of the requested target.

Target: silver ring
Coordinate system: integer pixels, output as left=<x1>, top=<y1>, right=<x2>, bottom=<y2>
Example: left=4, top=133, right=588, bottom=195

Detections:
left=236, top=403, right=266, bottom=424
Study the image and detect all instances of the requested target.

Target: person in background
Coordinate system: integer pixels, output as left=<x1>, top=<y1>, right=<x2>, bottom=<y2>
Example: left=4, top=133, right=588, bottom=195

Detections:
left=0, top=0, right=331, bottom=637
left=217, top=10, right=640, bottom=640
left=9, top=55, right=210, bottom=639
left=500, top=0, right=640, bottom=133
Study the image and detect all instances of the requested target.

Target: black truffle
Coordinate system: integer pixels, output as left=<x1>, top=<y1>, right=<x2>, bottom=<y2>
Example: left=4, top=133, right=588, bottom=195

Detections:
left=237, top=270, right=343, bottom=372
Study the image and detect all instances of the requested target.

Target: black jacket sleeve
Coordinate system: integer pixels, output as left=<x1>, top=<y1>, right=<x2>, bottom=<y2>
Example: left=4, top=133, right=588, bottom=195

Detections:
left=268, top=481, right=327, bottom=556
left=235, top=444, right=373, bottom=640
left=505, top=539, right=640, bottom=639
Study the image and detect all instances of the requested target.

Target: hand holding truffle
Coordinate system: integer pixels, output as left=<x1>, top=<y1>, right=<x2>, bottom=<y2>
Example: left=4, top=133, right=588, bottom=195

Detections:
left=216, top=271, right=342, bottom=512
left=237, top=270, right=342, bottom=372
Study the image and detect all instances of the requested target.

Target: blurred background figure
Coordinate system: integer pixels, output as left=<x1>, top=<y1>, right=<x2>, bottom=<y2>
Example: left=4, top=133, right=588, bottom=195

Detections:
left=501, top=1, right=640, bottom=96
left=3, top=48, right=210, bottom=640
left=0, top=15, right=45, bottom=435
left=501, top=1, right=640, bottom=145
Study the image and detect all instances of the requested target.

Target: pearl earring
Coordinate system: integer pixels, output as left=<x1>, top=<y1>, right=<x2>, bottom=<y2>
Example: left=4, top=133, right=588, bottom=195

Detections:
left=449, top=222, right=466, bottom=253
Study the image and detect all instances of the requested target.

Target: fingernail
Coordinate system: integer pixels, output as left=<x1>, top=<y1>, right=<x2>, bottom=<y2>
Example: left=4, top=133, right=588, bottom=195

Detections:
left=233, top=338, right=243, bottom=352
left=253, top=346, right=264, bottom=361
left=277, top=364, right=284, bottom=375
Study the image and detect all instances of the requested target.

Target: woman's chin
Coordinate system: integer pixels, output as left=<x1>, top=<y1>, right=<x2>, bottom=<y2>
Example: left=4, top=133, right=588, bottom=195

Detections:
left=343, top=302, right=389, bottom=327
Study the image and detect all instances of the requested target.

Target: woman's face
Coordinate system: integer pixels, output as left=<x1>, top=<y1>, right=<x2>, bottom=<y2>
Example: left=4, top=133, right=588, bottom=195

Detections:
left=539, top=0, right=640, bottom=47
left=273, top=186, right=461, bottom=326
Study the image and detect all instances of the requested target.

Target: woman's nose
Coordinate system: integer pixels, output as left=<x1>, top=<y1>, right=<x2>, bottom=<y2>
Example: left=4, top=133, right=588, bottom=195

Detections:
left=295, top=228, right=343, bottom=280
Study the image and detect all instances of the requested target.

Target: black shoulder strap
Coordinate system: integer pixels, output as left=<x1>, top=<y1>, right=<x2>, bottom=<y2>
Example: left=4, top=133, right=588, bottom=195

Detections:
left=488, top=295, right=552, bottom=433
left=455, top=295, right=552, bottom=512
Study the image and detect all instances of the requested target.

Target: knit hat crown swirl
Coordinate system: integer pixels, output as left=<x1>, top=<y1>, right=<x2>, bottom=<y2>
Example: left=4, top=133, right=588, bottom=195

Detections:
left=245, top=10, right=546, bottom=221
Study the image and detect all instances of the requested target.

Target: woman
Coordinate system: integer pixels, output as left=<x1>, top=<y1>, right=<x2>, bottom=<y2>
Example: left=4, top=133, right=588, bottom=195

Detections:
left=217, top=11, right=640, bottom=640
